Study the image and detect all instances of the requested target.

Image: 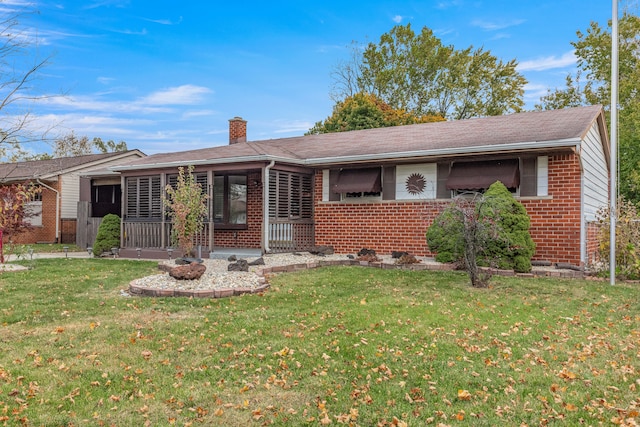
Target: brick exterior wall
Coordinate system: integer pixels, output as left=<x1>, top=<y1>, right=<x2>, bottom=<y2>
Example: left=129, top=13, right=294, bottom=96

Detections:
left=212, top=172, right=262, bottom=249
left=314, top=153, right=588, bottom=266
left=11, top=183, right=60, bottom=244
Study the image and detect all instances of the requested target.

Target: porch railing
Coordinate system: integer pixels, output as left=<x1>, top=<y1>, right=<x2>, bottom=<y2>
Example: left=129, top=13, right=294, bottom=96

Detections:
left=123, top=221, right=211, bottom=249
left=268, top=220, right=314, bottom=253
left=123, top=220, right=314, bottom=253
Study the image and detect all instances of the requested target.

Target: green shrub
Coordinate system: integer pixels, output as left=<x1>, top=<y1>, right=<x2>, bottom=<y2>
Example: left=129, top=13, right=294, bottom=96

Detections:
left=426, top=181, right=535, bottom=275
left=92, top=214, right=121, bottom=256
left=480, top=182, right=536, bottom=273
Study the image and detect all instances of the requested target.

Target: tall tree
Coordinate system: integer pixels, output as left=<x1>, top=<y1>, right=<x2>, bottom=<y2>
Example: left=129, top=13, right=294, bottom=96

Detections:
left=307, top=92, right=444, bottom=135
left=331, top=24, right=527, bottom=121
left=52, top=132, right=128, bottom=158
left=0, top=5, right=52, bottom=161
left=536, top=12, right=640, bottom=203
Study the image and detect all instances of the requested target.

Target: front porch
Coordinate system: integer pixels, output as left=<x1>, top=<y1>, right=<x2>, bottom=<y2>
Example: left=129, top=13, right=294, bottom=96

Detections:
left=120, top=219, right=315, bottom=259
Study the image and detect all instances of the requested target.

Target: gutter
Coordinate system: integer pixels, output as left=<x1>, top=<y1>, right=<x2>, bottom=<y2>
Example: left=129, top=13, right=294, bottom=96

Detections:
left=263, top=160, right=275, bottom=253
left=36, top=179, right=61, bottom=243
left=109, top=138, right=582, bottom=172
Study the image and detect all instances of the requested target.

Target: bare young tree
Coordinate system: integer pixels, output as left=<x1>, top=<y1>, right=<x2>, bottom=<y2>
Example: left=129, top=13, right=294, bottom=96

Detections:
left=0, top=5, right=54, bottom=160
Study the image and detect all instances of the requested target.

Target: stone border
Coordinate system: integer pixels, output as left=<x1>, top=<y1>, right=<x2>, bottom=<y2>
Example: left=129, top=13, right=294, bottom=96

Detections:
left=128, top=258, right=584, bottom=298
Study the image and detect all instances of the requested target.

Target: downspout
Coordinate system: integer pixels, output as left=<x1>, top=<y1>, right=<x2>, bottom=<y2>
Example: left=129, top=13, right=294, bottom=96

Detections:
left=263, top=160, right=275, bottom=253
left=37, top=178, right=61, bottom=243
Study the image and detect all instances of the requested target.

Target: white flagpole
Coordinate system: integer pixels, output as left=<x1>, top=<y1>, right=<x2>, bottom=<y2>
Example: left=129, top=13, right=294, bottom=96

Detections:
left=610, top=0, right=618, bottom=285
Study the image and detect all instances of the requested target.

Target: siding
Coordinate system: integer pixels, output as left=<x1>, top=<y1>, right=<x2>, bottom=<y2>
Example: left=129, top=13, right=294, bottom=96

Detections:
left=581, top=122, right=609, bottom=221
left=61, top=173, right=80, bottom=219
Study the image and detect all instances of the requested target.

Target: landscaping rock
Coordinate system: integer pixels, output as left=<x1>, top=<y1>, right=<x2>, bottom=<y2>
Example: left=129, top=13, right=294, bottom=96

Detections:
left=357, top=248, right=376, bottom=257
left=168, top=262, right=206, bottom=280
left=175, top=257, right=203, bottom=265
left=309, top=245, right=334, bottom=256
left=391, top=251, right=409, bottom=259
left=227, top=255, right=237, bottom=262
left=248, top=257, right=265, bottom=266
left=228, top=259, right=249, bottom=272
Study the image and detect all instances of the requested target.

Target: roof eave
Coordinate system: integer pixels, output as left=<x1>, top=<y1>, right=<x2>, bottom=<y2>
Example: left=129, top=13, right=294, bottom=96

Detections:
left=110, top=138, right=582, bottom=172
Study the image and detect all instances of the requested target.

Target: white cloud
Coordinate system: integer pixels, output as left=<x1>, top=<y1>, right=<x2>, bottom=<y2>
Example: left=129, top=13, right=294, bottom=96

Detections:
left=471, top=18, right=526, bottom=31
left=392, top=15, right=403, bottom=23
left=142, top=85, right=213, bottom=105
left=517, top=51, right=576, bottom=72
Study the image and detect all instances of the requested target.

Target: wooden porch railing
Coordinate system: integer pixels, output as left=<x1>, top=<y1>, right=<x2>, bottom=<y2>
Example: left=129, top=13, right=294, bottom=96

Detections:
left=268, top=220, right=314, bottom=253
left=123, top=221, right=211, bottom=249
left=123, top=220, right=314, bottom=253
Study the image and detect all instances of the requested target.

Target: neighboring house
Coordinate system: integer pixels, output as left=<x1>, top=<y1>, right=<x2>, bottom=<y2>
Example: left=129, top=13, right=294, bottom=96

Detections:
left=111, top=106, right=609, bottom=267
left=0, top=151, right=145, bottom=245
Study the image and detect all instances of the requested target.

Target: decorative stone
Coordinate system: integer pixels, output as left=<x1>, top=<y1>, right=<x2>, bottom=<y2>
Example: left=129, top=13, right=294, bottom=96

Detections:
left=168, top=262, right=207, bottom=280
left=227, top=255, right=237, bottom=262
left=391, top=251, right=409, bottom=258
left=248, top=257, right=265, bottom=266
left=309, top=245, right=334, bottom=256
left=175, top=257, right=204, bottom=265
left=228, top=259, right=249, bottom=272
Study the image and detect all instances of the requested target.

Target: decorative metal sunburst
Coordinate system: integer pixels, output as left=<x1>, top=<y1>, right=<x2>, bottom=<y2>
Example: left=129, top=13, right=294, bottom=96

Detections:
left=405, top=173, right=426, bottom=195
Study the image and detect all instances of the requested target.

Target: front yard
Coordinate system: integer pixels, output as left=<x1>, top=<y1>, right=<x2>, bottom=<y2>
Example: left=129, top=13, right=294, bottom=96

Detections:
left=0, top=258, right=638, bottom=426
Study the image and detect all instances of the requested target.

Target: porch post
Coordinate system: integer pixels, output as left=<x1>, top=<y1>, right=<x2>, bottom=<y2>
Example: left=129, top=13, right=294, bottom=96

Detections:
left=161, top=173, right=167, bottom=249
left=208, top=170, right=215, bottom=258
left=263, top=160, right=275, bottom=253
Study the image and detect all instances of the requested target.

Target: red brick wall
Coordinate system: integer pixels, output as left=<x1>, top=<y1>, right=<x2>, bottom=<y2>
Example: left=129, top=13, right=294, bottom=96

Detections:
left=11, top=183, right=60, bottom=244
left=314, top=153, right=586, bottom=266
left=212, top=172, right=262, bottom=249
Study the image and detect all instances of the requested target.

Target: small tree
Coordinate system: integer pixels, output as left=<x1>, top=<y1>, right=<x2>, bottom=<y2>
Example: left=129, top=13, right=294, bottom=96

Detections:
left=0, top=182, right=41, bottom=262
left=595, top=197, right=640, bottom=280
left=427, top=194, right=499, bottom=287
left=427, top=181, right=536, bottom=286
left=92, top=214, right=121, bottom=256
left=163, top=165, right=208, bottom=258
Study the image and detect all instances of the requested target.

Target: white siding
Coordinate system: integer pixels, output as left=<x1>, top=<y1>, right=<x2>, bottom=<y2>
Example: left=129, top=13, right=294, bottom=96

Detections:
left=537, top=156, right=548, bottom=196
left=60, top=173, right=80, bottom=218
left=322, top=169, right=330, bottom=201
left=581, top=122, right=609, bottom=221
left=395, top=164, right=437, bottom=200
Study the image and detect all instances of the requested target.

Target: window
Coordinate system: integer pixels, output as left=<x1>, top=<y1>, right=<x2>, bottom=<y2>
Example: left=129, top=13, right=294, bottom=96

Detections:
left=91, top=184, right=122, bottom=218
left=213, top=174, right=247, bottom=228
left=125, top=176, right=162, bottom=220
left=332, top=168, right=382, bottom=201
left=269, top=171, right=313, bottom=219
left=446, top=159, right=520, bottom=194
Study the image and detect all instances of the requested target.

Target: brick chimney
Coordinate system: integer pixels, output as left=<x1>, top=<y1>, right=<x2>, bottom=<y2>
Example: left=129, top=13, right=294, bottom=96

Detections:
left=229, top=116, right=247, bottom=144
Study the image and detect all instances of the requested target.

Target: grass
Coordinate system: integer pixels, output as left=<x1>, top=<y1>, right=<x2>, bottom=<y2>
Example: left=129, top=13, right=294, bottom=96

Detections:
left=0, top=259, right=639, bottom=426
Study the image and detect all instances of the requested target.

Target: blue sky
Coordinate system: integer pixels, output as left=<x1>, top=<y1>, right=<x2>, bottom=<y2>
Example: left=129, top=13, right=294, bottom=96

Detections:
left=7, top=0, right=612, bottom=156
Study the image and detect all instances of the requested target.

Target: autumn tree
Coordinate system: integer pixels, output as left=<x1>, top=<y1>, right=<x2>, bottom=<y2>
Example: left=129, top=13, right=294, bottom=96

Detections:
left=0, top=182, right=40, bottom=262
left=52, top=132, right=128, bottom=158
left=307, top=92, right=444, bottom=135
left=331, top=24, right=527, bottom=121
left=536, top=11, right=640, bottom=203
left=0, top=6, right=53, bottom=161
left=164, top=165, right=208, bottom=258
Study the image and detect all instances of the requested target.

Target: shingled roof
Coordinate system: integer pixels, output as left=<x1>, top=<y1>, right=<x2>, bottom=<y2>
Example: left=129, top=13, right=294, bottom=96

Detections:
left=0, top=151, right=144, bottom=182
left=113, top=105, right=608, bottom=171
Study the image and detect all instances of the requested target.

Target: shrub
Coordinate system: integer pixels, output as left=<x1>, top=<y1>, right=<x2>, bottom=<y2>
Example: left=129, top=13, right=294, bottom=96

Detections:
left=163, top=165, right=208, bottom=258
left=480, top=181, right=535, bottom=273
left=426, top=181, right=536, bottom=286
left=595, top=197, right=640, bottom=280
left=93, top=214, right=121, bottom=256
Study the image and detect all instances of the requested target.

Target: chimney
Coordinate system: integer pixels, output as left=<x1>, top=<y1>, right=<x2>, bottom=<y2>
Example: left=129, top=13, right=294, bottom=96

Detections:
left=229, top=116, right=247, bottom=144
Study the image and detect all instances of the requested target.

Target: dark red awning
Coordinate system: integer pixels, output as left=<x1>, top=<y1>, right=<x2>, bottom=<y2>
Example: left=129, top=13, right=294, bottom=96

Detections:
left=446, top=159, right=520, bottom=190
left=333, top=168, right=382, bottom=193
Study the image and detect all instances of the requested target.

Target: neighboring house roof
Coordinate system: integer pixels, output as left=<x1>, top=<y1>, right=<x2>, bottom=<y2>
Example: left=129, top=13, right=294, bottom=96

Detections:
left=0, top=150, right=146, bottom=182
left=113, top=105, right=609, bottom=171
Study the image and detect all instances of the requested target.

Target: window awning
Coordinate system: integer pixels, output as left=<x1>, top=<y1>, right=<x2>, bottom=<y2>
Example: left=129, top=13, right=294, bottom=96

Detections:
left=333, top=168, right=382, bottom=193
left=446, top=159, right=520, bottom=190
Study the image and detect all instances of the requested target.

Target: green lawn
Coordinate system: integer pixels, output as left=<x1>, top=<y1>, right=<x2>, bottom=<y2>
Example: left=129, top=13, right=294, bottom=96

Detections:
left=0, top=259, right=638, bottom=426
